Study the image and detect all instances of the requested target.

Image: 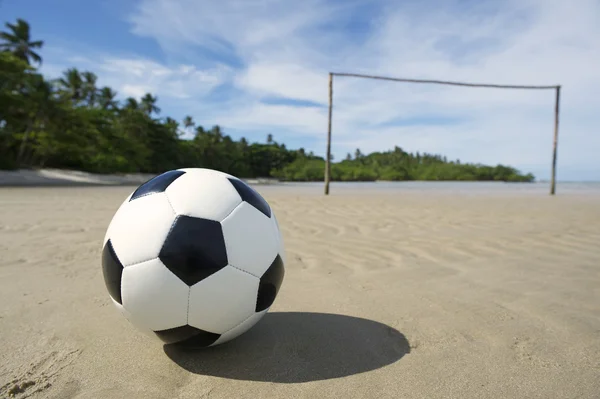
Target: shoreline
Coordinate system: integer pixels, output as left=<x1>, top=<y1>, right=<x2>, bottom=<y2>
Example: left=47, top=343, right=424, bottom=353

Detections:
left=0, top=169, right=282, bottom=187
left=1, top=168, right=596, bottom=189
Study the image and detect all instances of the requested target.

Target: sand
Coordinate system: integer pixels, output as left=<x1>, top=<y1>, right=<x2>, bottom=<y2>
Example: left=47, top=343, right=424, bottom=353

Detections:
left=1, top=185, right=599, bottom=398
left=0, top=169, right=156, bottom=187
left=0, top=169, right=279, bottom=187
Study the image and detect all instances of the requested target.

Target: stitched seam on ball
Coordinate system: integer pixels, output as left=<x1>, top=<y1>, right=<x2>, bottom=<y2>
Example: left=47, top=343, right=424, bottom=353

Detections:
left=228, top=264, right=260, bottom=279
left=186, top=287, right=191, bottom=324
left=221, top=199, right=243, bottom=222
left=124, top=256, right=159, bottom=268
left=163, top=192, right=177, bottom=215
left=221, top=312, right=256, bottom=335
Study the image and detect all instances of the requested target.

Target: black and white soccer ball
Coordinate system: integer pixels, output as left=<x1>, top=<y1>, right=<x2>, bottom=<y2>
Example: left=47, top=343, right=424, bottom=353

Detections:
left=101, top=168, right=285, bottom=348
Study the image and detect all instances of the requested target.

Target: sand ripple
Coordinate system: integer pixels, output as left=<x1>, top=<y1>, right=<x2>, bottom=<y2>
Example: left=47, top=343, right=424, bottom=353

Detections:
left=0, top=187, right=599, bottom=398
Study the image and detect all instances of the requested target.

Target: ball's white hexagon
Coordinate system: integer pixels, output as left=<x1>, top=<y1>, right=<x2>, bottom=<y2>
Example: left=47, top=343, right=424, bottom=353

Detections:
left=221, top=202, right=279, bottom=277
left=106, top=193, right=176, bottom=266
left=272, top=212, right=286, bottom=265
left=121, top=258, right=189, bottom=331
left=210, top=309, right=269, bottom=346
left=166, top=169, right=242, bottom=222
left=188, top=265, right=259, bottom=333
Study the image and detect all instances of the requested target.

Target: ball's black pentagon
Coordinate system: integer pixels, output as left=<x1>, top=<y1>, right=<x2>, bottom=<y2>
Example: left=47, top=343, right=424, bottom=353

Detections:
left=256, top=254, right=285, bottom=312
left=130, top=170, right=185, bottom=201
left=101, top=239, right=124, bottom=304
left=159, top=215, right=228, bottom=286
left=154, top=324, right=221, bottom=347
left=227, top=177, right=271, bottom=218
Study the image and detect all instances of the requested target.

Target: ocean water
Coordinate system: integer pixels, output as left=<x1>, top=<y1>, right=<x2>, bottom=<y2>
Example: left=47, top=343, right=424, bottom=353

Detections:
left=258, top=181, right=600, bottom=196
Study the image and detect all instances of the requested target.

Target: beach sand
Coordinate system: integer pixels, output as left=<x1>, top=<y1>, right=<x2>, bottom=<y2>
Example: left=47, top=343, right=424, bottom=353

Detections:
left=1, top=186, right=599, bottom=398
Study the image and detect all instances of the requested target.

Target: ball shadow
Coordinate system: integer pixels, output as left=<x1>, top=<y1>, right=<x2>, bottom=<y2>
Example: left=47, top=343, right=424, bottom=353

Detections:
left=163, top=312, right=410, bottom=383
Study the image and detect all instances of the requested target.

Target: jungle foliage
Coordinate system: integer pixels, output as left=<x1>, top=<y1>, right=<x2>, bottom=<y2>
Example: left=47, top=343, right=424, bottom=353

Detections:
left=0, top=18, right=534, bottom=182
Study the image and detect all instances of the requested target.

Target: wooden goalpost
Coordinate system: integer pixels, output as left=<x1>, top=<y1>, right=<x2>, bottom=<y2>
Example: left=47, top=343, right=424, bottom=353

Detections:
left=324, top=72, right=561, bottom=196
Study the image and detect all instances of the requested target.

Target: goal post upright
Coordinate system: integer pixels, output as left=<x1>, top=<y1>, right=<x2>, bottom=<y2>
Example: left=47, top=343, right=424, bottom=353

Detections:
left=324, top=72, right=333, bottom=195
left=324, top=72, right=561, bottom=196
left=550, top=85, right=561, bottom=195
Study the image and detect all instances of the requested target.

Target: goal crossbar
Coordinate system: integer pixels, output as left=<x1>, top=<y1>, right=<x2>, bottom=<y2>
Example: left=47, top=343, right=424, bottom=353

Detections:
left=324, top=72, right=561, bottom=195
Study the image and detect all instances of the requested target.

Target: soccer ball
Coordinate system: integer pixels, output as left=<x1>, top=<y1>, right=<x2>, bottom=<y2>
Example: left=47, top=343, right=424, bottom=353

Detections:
left=101, top=168, right=285, bottom=348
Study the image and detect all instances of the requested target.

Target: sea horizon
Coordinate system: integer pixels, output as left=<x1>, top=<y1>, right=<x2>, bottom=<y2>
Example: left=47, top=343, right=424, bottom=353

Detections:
left=258, top=180, right=600, bottom=196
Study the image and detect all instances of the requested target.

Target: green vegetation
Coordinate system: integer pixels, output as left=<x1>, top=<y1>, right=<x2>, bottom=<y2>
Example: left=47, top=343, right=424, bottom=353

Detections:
left=0, top=18, right=534, bottom=182
left=273, top=148, right=534, bottom=182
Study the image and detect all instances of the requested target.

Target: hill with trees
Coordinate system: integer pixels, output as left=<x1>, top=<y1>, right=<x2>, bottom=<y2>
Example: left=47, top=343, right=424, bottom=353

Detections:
left=0, top=18, right=534, bottom=183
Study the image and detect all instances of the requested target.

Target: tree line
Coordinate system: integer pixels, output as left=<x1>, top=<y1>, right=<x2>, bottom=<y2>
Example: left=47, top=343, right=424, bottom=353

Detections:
left=0, top=18, right=534, bottom=182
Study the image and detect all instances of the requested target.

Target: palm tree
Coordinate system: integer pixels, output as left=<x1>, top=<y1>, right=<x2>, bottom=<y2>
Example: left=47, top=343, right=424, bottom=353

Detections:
left=124, top=97, right=139, bottom=111
left=57, top=68, right=83, bottom=103
left=0, top=19, right=43, bottom=66
left=17, top=75, right=55, bottom=165
left=208, top=125, right=223, bottom=144
left=183, top=115, right=194, bottom=129
left=164, top=117, right=179, bottom=137
left=81, top=71, right=98, bottom=106
left=194, top=125, right=206, bottom=139
left=98, top=87, right=118, bottom=110
left=140, top=93, right=160, bottom=116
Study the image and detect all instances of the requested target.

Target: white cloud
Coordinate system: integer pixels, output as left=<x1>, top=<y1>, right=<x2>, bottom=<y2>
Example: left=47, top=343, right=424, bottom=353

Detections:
left=128, top=0, right=348, bottom=60
left=41, top=0, right=600, bottom=180
left=42, top=50, right=232, bottom=102
left=120, top=84, right=150, bottom=99
left=234, top=63, right=328, bottom=104
left=220, top=103, right=327, bottom=133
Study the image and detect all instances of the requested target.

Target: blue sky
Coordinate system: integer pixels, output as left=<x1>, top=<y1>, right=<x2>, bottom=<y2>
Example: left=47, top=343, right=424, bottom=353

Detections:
left=2, top=0, right=599, bottom=180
